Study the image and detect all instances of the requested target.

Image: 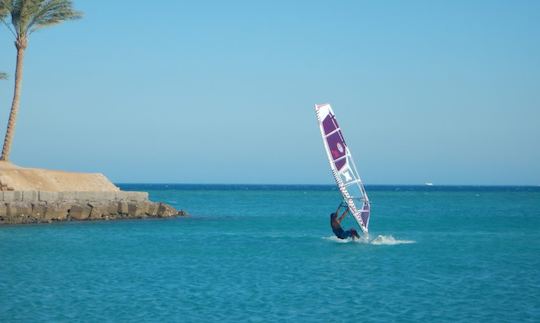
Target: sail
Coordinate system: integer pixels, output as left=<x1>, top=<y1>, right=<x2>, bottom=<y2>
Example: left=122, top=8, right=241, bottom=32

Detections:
left=315, top=104, right=371, bottom=233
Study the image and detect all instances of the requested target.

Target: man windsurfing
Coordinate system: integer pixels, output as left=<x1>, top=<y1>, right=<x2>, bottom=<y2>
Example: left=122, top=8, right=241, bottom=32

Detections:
left=330, top=203, right=360, bottom=240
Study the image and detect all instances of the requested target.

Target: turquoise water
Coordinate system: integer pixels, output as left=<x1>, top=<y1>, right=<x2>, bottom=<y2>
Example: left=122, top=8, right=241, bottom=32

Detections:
left=1, top=185, right=539, bottom=322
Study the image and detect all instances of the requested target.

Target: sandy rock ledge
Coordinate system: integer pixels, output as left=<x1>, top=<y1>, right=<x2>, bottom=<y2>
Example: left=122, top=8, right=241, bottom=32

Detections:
left=0, top=191, right=185, bottom=225
left=0, top=162, right=186, bottom=225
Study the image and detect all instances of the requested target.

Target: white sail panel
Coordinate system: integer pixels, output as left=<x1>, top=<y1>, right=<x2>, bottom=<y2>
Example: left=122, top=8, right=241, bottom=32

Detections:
left=315, top=104, right=371, bottom=233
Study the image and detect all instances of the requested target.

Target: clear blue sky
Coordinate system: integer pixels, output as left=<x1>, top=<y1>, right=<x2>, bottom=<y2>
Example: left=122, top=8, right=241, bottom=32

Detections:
left=0, top=0, right=539, bottom=185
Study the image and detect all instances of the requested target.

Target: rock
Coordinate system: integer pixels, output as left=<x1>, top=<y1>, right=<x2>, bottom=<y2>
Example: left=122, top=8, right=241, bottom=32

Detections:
left=157, top=203, right=178, bottom=217
left=117, top=201, right=129, bottom=215
left=39, top=191, right=58, bottom=202
left=0, top=203, right=7, bottom=224
left=0, top=189, right=184, bottom=224
left=31, top=203, right=47, bottom=218
left=22, top=191, right=39, bottom=202
left=107, top=203, right=119, bottom=216
left=3, top=191, right=22, bottom=202
left=69, top=204, right=92, bottom=220
left=127, top=202, right=147, bottom=218
left=118, top=191, right=148, bottom=202
left=146, top=201, right=159, bottom=216
left=88, top=203, right=109, bottom=220
left=45, top=202, right=70, bottom=221
left=7, top=202, right=32, bottom=217
left=4, top=202, right=33, bottom=224
left=0, top=203, right=7, bottom=217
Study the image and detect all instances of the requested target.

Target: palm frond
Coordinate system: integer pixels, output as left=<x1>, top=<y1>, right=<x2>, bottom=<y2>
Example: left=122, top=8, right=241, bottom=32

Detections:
left=0, top=0, right=82, bottom=37
left=0, top=0, right=15, bottom=35
left=0, top=0, right=9, bottom=18
left=0, top=72, right=8, bottom=80
left=30, top=0, right=82, bottom=33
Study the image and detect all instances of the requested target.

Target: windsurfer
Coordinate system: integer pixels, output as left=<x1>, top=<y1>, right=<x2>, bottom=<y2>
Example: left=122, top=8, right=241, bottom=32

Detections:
left=330, top=203, right=360, bottom=240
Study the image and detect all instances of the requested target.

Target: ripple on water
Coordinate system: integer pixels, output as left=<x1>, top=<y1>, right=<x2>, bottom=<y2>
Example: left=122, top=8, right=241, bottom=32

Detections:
left=1, top=186, right=539, bottom=322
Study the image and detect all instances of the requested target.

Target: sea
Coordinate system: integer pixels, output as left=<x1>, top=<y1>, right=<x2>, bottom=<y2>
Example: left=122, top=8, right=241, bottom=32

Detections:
left=1, top=184, right=539, bottom=322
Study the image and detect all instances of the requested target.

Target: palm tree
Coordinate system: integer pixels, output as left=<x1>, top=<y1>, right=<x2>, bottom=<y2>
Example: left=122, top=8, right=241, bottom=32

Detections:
left=0, top=72, right=7, bottom=80
left=0, top=0, right=82, bottom=161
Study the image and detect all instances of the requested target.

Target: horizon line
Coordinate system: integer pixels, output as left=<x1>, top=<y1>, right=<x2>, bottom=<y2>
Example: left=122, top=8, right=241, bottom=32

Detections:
left=114, top=182, right=540, bottom=187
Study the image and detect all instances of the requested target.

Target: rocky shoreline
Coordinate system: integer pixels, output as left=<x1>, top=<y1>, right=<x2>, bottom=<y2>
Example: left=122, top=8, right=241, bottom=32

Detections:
left=0, top=191, right=184, bottom=225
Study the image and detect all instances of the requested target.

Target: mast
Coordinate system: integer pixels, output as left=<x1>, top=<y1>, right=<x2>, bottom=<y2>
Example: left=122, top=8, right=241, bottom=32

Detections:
left=315, top=103, right=371, bottom=233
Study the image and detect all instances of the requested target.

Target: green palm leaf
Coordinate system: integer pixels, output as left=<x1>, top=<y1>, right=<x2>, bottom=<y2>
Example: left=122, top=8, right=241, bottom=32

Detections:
left=0, top=0, right=82, bottom=161
left=1, top=0, right=82, bottom=36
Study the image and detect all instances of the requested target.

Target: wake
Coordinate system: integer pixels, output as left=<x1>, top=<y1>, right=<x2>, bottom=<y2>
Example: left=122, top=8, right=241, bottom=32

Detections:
left=369, top=235, right=415, bottom=245
left=323, top=235, right=415, bottom=245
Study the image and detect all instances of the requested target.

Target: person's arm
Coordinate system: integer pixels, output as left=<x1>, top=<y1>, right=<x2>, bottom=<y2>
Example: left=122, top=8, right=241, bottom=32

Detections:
left=335, top=204, right=343, bottom=215
left=337, top=207, right=349, bottom=223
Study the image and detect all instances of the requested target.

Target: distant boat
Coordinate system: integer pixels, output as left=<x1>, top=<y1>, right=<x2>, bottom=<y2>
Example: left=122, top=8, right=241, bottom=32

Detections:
left=425, top=182, right=434, bottom=186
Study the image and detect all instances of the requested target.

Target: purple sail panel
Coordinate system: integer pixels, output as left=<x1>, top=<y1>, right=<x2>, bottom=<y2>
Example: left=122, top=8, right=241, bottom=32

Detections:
left=360, top=203, right=370, bottom=228
left=326, top=131, right=347, bottom=171
left=322, top=114, right=338, bottom=135
left=335, top=158, right=346, bottom=171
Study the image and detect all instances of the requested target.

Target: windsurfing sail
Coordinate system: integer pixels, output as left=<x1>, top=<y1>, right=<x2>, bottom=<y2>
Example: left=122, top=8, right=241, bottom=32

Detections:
left=315, top=104, right=371, bottom=234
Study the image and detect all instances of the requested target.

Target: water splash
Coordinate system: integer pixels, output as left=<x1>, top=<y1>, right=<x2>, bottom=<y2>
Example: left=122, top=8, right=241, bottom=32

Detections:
left=369, top=235, right=415, bottom=245
left=323, top=235, right=415, bottom=245
left=323, top=236, right=353, bottom=243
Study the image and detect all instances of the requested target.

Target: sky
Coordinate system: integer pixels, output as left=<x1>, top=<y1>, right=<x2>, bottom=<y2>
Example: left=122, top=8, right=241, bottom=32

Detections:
left=0, top=0, right=539, bottom=185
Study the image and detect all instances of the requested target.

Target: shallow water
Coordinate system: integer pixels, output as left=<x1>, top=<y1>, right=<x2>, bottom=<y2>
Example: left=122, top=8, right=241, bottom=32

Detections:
left=1, top=185, right=539, bottom=322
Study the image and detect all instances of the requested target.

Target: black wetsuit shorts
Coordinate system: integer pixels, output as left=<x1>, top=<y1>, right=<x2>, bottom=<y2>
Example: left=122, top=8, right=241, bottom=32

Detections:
left=333, top=227, right=354, bottom=239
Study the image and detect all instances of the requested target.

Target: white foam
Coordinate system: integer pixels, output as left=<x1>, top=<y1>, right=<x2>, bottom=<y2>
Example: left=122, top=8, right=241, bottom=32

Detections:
left=369, top=235, right=415, bottom=245
left=323, top=235, right=415, bottom=245
left=323, top=236, right=354, bottom=243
